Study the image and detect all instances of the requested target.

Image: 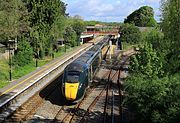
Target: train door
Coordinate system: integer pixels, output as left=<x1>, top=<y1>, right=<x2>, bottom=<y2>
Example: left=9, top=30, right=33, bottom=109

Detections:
left=88, top=65, right=93, bottom=86
left=99, top=51, right=102, bottom=66
left=84, top=69, right=89, bottom=87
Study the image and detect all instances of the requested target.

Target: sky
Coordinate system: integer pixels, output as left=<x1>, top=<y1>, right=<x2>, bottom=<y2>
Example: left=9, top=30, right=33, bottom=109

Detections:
left=62, top=0, right=161, bottom=22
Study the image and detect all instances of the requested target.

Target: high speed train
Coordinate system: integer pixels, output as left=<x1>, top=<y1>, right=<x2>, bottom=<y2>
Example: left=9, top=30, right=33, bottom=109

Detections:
left=61, top=36, right=110, bottom=102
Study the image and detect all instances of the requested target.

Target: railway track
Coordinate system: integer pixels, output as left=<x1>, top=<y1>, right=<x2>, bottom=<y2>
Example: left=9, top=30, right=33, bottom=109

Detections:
left=0, top=36, right=107, bottom=122
left=52, top=51, right=131, bottom=123
left=52, top=60, right=123, bottom=123
left=51, top=84, right=106, bottom=123
left=5, top=76, right=63, bottom=122
left=4, top=46, right=134, bottom=123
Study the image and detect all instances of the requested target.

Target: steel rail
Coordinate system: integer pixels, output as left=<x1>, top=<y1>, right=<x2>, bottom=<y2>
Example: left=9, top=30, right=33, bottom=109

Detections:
left=103, top=69, right=113, bottom=123
left=58, top=88, right=94, bottom=123
left=79, top=84, right=107, bottom=123
left=0, top=42, right=99, bottom=122
left=7, top=76, right=63, bottom=122
left=111, top=90, right=114, bottom=123
left=103, top=60, right=120, bottom=123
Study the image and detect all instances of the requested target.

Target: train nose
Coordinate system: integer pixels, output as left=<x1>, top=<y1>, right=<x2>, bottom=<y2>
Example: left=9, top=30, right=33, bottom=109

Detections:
left=65, top=82, right=79, bottom=101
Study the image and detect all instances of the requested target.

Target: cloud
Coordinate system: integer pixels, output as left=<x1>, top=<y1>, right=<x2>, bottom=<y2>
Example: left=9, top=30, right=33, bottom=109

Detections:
left=146, top=0, right=161, bottom=4
left=62, top=0, right=161, bottom=22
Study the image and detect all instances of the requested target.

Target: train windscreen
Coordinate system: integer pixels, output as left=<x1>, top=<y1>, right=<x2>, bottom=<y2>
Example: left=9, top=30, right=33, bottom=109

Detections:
left=66, top=71, right=80, bottom=83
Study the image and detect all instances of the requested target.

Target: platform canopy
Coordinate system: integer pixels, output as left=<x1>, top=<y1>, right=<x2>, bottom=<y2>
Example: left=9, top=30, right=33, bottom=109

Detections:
left=80, top=34, right=94, bottom=39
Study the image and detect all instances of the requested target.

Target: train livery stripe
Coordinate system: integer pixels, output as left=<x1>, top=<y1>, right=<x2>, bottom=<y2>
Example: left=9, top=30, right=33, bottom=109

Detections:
left=65, top=83, right=79, bottom=101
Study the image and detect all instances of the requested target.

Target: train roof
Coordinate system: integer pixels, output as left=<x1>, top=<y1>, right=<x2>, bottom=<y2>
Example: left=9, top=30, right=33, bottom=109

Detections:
left=72, top=50, right=95, bottom=67
left=65, top=35, right=110, bottom=72
left=65, top=61, right=88, bottom=72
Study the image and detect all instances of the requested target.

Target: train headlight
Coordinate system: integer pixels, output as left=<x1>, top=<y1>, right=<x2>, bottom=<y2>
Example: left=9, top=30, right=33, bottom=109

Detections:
left=78, top=83, right=83, bottom=89
left=62, top=82, right=65, bottom=88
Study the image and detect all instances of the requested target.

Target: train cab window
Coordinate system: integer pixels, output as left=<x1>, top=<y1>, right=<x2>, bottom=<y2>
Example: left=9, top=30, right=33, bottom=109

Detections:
left=66, top=71, right=80, bottom=83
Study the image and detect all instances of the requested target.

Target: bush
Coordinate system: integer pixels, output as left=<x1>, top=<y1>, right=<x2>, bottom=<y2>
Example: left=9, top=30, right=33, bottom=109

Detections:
left=13, top=39, right=33, bottom=67
left=130, top=42, right=164, bottom=79
left=120, top=24, right=142, bottom=44
left=63, top=26, right=77, bottom=47
left=124, top=73, right=180, bottom=123
left=0, top=60, right=9, bottom=80
left=124, top=6, right=157, bottom=27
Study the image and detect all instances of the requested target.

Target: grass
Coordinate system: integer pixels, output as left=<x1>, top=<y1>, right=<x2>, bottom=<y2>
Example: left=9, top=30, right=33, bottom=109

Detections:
left=54, top=46, right=78, bottom=58
left=0, top=59, right=9, bottom=88
left=12, top=62, right=37, bottom=79
left=122, top=42, right=138, bottom=50
left=0, top=46, right=78, bottom=88
left=0, top=81, right=9, bottom=88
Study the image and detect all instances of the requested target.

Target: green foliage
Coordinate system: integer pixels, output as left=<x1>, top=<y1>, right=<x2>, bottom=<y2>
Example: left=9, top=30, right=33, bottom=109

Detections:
left=50, top=15, right=66, bottom=40
left=0, top=59, right=8, bottom=80
left=123, top=2, right=180, bottom=123
left=161, top=0, right=180, bottom=45
left=13, top=38, right=33, bottom=67
left=143, top=29, right=164, bottom=49
left=161, top=0, right=180, bottom=74
left=27, top=0, right=67, bottom=58
left=120, top=24, right=141, bottom=44
left=12, top=61, right=36, bottom=79
left=0, top=0, right=29, bottom=41
left=124, top=73, right=180, bottom=123
left=130, top=42, right=164, bottom=79
left=12, top=59, right=50, bottom=79
left=63, top=26, right=77, bottom=47
left=0, top=0, right=83, bottom=87
left=0, top=81, right=9, bottom=88
left=84, top=20, right=101, bottom=26
left=124, top=6, right=157, bottom=27
left=71, top=19, right=85, bottom=45
left=0, top=60, right=9, bottom=88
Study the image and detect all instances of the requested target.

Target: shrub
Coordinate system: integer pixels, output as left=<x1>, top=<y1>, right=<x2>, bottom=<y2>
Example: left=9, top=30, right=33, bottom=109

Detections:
left=13, top=39, right=33, bottom=67
left=120, top=24, right=142, bottom=44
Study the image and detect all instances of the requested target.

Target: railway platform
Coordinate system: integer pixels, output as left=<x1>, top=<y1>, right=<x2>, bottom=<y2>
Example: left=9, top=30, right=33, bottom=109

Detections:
left=0, top=36, right=104, bottom=120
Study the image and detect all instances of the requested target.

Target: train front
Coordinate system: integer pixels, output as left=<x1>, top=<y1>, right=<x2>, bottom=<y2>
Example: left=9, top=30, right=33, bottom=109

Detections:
left=61, top=62, right=88, bottom=102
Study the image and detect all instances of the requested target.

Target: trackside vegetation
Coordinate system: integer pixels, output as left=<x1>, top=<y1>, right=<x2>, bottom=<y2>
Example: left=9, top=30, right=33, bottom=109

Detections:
left=0, top=0, right=86, bottom=87
left=124, top=6, right=157, bottom=27
left=0, top=0, right=121, bottom=87
left=120, top=24, right=141, bottom=44
left=122, top=3, right=180, bottom=123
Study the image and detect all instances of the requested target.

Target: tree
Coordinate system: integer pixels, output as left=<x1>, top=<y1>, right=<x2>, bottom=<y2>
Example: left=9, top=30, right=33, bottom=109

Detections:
left=124, top=6, right=157, bottom=27
left=73, top=15, right=83, bottom=20
left=161, top=0, right=180, bottom=74
left=120, top=24, right=141, bottom=44
left=124, top=73, right=180, bottom=123
left=63, top=26, right=77, bottom=47
left=123, top=2, right=180, bottom=123
left=48, top=0, right=67, bottom=39
left=26, top=0, right=67, bottom=58
left=84, top=20, right=101, bottom=26
left=130, top=42, right=164, bottom=79
left=144, top=29, right=164, bottom=50
left=71, top=19, right=85, bottom=45
left=13, top=37, right=33, bottom=67
left=0, top=0, right=29, bottom=42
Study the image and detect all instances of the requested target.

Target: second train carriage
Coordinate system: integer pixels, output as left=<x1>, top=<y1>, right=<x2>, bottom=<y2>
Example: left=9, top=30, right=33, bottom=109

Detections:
left=61, top=35, right=110, bottom=102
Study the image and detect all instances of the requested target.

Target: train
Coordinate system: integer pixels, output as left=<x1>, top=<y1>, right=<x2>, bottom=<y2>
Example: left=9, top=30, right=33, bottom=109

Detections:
left=61, top=36, right=110, bottom=102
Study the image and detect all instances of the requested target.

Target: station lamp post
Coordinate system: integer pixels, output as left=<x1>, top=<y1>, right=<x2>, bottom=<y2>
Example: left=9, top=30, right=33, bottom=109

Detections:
left=8, top=39, right=15, bottom=81
left=118, top=31, right=122, bottom=50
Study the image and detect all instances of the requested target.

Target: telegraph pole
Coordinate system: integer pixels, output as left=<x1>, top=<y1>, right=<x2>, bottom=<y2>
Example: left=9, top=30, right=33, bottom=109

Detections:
left=8, top=39, right=15, bottom=81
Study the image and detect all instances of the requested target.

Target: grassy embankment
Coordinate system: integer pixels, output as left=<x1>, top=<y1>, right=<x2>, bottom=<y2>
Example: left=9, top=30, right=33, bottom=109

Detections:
left=0, top=46, right=77, bottom=88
